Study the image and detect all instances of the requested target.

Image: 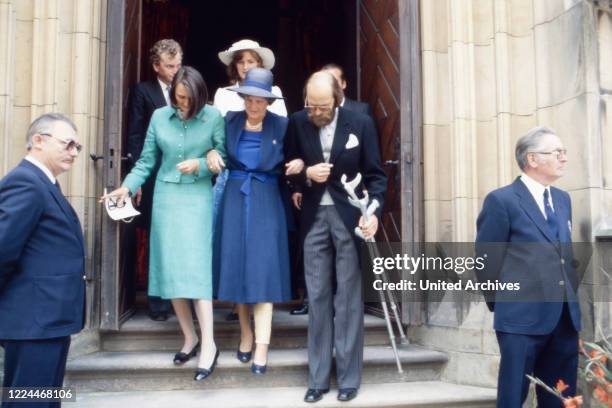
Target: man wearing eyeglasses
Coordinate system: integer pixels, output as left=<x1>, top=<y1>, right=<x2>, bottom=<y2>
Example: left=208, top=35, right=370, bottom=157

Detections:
left=0, top=113, right=85, bottom=406
left=475, top=127, right=580, bottom=407
left=289, top=63, right=375, bottom=317
left=285, top=71, right=386, bottom=403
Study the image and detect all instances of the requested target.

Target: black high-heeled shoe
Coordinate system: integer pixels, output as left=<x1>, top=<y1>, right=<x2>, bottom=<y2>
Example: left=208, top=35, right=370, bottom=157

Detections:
left=173, top=341, right=199, bottom=365
left=236, top=349, right=252, bottom=363
left=250, top=362, right=267, bottom=375
left=194, top=348, right=220, bottom=381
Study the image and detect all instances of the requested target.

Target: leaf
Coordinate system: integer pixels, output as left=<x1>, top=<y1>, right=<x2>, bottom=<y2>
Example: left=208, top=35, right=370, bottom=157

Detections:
left=556, top=379, right=570, bottom=393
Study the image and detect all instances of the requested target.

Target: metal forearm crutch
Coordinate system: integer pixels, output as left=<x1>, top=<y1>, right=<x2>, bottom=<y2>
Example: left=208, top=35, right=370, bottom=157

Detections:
left=342, top=173, right=408, bottom=344
left=342, top=173, right=407, bottom=373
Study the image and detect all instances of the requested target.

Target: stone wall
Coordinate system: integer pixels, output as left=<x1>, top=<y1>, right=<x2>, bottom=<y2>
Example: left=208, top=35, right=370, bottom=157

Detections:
left=417, top=0, right=612, bottom=387
left=0, top=0, right=107, bottom=357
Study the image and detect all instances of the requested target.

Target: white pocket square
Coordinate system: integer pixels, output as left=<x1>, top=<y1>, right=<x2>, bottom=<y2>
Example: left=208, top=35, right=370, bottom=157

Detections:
left=345, top=133, right=359, bottom=149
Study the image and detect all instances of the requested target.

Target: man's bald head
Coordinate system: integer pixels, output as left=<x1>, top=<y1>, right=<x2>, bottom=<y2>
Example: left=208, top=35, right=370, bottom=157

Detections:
left=305, top=71, right=343, bottom=108
left=304, top=71, right=344, bottom=128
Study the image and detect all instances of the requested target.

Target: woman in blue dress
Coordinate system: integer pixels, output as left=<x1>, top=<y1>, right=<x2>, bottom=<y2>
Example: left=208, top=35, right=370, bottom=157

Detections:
left=209, top=68, right=303, bottom=374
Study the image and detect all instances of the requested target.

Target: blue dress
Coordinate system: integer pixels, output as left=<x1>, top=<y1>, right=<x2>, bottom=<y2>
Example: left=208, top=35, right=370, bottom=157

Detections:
left=214, top=111, right=291, bottom=303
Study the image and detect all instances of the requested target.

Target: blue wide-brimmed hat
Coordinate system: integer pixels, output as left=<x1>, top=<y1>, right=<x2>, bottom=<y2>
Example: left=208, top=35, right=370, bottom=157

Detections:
left=230, top=68, right=283, bottom=99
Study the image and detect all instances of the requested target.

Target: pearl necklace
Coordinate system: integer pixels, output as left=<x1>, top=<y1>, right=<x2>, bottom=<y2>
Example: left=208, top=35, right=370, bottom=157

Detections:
left=245, top=120, right=263, bottom=132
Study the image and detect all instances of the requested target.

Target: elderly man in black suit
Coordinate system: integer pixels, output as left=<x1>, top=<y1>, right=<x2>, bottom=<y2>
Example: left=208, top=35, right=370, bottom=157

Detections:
left=286, top=71, right=387, bottom=403
left=126, top=38, right=182, bottom=321
left=0, top=113, right=85, bottom=408
left=290, top=63, right=374, bottom=316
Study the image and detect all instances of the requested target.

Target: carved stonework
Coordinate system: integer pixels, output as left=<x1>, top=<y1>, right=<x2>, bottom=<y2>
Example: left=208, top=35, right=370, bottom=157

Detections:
left=588, top=0, right=612, bottom=12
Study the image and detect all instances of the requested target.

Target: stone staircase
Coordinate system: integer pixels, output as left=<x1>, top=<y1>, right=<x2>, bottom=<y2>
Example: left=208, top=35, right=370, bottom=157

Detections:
left=66, top=308, right=496, bottom=407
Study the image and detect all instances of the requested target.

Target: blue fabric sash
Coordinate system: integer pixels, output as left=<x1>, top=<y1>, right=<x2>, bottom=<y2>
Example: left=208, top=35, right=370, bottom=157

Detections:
left=229, top=170, right=278, bottom=237
left=229, top=170, right=278, bottom=195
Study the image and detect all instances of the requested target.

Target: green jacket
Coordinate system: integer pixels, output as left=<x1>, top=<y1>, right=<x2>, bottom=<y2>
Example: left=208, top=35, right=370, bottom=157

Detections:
left=123, top=105, right=226, bottom=194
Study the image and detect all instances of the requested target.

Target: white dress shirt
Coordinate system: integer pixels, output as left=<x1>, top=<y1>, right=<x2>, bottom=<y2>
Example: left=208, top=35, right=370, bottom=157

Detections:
left=520, top=173, right=554, bottom=219
left=25, top=155, right=56, bottom=184
left=158, top=78, right=171, bottom=106
left=213, top=84, right=287, bottom=117
left=318, top=108, right=339, bottom=205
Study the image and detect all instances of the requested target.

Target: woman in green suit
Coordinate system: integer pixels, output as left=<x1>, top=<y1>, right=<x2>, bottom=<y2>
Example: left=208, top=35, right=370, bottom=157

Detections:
left=103, top=66, right=225, bottom=381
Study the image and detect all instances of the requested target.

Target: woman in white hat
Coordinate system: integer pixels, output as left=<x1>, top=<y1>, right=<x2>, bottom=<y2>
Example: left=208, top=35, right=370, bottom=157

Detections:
left=213, top=39, right=287, bottom=117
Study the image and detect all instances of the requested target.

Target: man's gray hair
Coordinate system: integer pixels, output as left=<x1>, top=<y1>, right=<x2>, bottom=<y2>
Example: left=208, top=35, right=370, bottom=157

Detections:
left=515, top=126, right=556, bottom=171
left=25, top=113, right=77, bottom=150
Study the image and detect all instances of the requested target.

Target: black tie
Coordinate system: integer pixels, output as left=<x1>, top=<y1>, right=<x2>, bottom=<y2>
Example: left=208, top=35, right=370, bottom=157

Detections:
left=543, top=189, right=559, bottom=240
left=55, top=181, right=62, bottom=193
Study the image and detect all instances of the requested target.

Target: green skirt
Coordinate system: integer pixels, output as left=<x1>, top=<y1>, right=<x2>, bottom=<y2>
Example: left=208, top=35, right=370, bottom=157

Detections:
left=148, top=178, right=213, bottom=300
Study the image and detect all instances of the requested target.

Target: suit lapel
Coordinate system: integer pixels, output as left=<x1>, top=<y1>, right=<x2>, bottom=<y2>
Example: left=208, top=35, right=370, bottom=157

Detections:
left=551, top=188, right=570, bottom=242
left=21, top=160, right=84, bottom=251
left=227, top=111, right=246, bottom=166
left=149, top=80, right=167, bottom=108
left=329, top=108, right=350, bottom=163
left=47, top=183, right=84, bottom=248
left=301, top=116, right=324, bottom=162
left=256, top=113, right=275, bottom=169
left=513, top=179, right=558, bottom=245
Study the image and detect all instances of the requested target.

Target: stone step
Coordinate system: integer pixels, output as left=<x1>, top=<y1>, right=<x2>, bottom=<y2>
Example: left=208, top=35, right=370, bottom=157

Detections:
left=101, top=309, right=392, bottom=352
left=74, top=381, right=497, bottom=408
left=65, top=345, right=447, bottom=392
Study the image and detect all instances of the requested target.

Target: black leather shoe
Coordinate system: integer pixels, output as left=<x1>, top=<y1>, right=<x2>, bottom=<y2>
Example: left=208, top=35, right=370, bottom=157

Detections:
left=337, top=388, right=358, bottom=402
left=250, top=362, right=267, bottom=375
left=194, top=348, right=220, bottom=381
left=173, top=342, right=199, bottom=365
left=149, top=311, right=169, bottom=321
left=304, top=388, right=329, bottom=403
left=236, top=349, right=252, bottom=363
left=290, top=300, right=309, bottom=315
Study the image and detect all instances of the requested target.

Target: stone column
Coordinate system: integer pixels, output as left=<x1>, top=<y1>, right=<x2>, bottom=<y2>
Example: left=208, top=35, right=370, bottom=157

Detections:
left=0, top=0, right=107, bottom=356
left=417, top=0, right=612, bottom=388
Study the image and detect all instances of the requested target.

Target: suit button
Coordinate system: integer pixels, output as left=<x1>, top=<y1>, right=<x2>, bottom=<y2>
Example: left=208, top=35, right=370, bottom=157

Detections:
left=559, top=280, right=565, bottom=286
left=561, top=259, right=565, bottom=265
left=82, top=275, right=86, bottom=281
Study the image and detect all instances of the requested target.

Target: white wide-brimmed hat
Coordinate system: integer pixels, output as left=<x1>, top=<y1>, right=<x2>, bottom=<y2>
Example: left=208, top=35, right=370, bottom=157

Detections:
left=218, top=39, right=275, bottom=70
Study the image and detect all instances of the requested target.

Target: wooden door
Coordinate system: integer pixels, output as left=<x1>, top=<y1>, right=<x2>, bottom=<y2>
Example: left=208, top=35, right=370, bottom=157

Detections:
left=359, top=0, right=401, bottom=241
left=101, top=0, right=142, bottom=330
left=358, top=0, right=423, bottom=323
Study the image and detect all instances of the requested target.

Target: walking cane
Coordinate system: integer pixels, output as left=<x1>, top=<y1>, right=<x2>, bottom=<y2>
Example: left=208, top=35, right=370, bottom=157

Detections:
left=341, top=173, right=408, bottom=373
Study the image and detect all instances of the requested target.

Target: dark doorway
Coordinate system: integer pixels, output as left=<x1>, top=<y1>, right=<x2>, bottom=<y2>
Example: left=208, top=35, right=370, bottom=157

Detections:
left=103, top=0, right=420, bottom=329
left=139, top=0, right=358, bottom=114
left=118, top=0, right=358, bottom=316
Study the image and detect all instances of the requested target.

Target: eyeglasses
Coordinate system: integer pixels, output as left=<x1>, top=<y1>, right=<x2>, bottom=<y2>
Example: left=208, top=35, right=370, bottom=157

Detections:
left=304, top=101, right=334, bottom=113
left=106, top=196, right=126, bottom=210
left=529, top=149, right=567, bottom=160
left=40, top=133, right=83, bottom=153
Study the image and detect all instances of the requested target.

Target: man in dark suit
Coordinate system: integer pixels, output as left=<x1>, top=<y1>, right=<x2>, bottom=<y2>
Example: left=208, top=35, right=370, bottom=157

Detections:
left=0, top=113, right=85, bottom=408
left=476, top=126, right=580, bottom=407
left=290, top=63, right=374, bottom=316
left=322, top=63, right=372, bottom=117
left=286, top=71, right=387, bottom=403
left=126, top=38, right=182, bottom=321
